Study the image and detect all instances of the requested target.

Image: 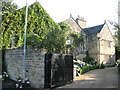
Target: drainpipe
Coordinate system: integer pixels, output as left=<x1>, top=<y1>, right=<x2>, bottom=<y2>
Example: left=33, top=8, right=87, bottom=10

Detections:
left=22, top=0, right=28, bottom=83
left=98, top=35, right=100, bottom=64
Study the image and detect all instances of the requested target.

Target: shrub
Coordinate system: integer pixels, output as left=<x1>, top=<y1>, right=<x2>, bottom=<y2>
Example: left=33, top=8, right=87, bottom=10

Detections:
left=16, top=77, right=30, bottom=88
left=83, top=56, right=97, bottom=65
left=80, top=67, right=89, bottom=75
left=74, top=62, right=80, bottom=66
left=89, top=65, right=99, bottom=70
left=74, top=60, right=91, bottom=76
left=74, top=60, right=91, bottom=69
left=74, top=60, right=99, bottom=75
left=99, top=62, right=105, bottom=69
left=2, top=72, right=9, bottom=80
left=117, top=62, right=120, bottom=72
left=83, top=51, right=97, bottom=65
left=80, top=65, right=99, bottom=75
left=118, top=64, right=120, bottom=72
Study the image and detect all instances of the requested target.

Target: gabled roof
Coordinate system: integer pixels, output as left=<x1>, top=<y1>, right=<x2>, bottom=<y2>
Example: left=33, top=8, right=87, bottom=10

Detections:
left=83, top=23, right=105, bottom=36
left=64, top=17, right=82, bottom=33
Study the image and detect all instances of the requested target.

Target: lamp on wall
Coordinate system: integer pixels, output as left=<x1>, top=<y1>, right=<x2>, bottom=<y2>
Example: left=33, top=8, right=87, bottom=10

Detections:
left=66, top=40, right=72, bottom=45
left=66, top=39, right=72, bottom=54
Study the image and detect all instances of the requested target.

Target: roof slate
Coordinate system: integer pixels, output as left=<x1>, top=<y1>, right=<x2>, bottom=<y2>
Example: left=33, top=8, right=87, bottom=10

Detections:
left=83, top=23, right=105, bottom=35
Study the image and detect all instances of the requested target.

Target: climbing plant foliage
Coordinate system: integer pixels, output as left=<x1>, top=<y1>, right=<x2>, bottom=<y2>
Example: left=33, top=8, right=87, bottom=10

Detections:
left=1, top=2, right=70, bottom=53
left=71, top=32, right=84, bottom=47
left=2, top=0, right=18, bottom=14
left=114, top=23, right=120, bottom=51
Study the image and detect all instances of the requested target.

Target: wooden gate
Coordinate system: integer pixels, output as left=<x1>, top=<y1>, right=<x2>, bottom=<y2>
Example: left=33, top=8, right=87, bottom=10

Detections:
left=44, top=53, right=73, bottom=88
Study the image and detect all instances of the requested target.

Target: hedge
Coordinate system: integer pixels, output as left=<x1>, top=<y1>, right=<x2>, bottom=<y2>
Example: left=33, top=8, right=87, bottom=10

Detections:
left=80, top=65, right=99, bottom=75
left=117, top=63, right=120, bottom=72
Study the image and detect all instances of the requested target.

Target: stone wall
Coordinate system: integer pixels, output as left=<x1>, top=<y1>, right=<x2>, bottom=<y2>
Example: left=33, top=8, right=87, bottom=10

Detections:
left=86, top=34, right=99, bottom=61
left=5, top=46, right=47, bottom=88
left=65, top=18, right=82, bottom=33
left=98, top=24, right=115, bottom=64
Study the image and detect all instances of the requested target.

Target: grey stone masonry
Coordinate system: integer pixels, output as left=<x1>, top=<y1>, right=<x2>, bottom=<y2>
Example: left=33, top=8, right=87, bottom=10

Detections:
left=5, top=46, right=47, bottom=88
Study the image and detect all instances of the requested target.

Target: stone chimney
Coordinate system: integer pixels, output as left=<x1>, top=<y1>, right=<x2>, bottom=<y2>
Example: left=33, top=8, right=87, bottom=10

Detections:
left=76, top=15, right=86, bottom=28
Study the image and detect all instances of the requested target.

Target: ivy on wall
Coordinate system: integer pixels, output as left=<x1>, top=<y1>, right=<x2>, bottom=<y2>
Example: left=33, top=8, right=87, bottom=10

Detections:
left=71, top=32, right=84, bottom=47
left=1, top=2, right=70, bottom=53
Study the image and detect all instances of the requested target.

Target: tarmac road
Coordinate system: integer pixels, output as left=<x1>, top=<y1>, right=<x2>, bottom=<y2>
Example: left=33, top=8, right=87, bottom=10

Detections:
left=58, top=67, right=118, bottom=88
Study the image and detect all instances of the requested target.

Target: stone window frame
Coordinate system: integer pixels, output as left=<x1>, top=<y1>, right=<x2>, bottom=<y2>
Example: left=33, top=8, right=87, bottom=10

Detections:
left=79, top=42, right=85, bottom=52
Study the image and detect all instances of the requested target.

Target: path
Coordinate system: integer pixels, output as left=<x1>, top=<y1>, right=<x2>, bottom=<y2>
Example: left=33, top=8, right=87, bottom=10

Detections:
left=57, top=67, right=118, bottom=88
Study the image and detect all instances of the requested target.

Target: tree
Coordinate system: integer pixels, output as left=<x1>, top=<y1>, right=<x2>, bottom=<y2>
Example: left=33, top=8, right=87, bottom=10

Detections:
left=114, top=24, right=120, bottom=51
left=117, top=26, right=120, bottom=49
left=112, top=23, right=120, bottom=60
left=1, top=0, right=18, bottom=14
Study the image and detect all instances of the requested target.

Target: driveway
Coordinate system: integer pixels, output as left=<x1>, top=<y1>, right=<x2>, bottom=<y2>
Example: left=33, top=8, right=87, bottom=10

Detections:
left=57, top=67, right=118, bottom=88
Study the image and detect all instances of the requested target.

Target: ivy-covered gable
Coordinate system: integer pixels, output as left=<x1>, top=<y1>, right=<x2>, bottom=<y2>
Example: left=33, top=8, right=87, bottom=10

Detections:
left=1, top=2, right=69, bottom=53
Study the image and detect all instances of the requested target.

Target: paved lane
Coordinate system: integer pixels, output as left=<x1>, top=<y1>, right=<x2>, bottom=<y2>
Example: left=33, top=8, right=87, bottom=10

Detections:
left=58, top=67, right=118, bottom=88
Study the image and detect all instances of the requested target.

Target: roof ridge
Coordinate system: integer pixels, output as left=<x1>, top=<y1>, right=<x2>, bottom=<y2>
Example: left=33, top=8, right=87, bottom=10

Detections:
left=84, top=23, right=104, bottom=29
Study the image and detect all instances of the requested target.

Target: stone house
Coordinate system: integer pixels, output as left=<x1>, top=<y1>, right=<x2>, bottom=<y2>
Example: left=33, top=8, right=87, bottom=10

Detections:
left=83, top=22, right=115, bottom=65
left=64, top=15, right=115, bottom=65
left=64, top=15, right=86, bottom=60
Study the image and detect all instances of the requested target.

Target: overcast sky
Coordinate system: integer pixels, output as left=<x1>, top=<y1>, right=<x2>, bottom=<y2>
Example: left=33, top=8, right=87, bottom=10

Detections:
left=13, top=0, right=118, bottom=33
